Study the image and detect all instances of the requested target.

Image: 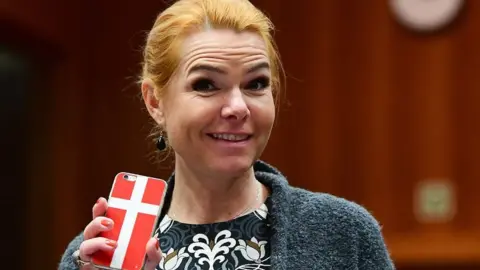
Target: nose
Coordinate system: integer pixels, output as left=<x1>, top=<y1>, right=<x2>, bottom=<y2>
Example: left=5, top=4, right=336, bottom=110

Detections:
left=220, top=88, right=250, bottom=121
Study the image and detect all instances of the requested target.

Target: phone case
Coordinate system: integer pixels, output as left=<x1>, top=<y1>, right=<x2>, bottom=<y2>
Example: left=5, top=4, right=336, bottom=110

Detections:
left=91, top=172, right=167, bottom=270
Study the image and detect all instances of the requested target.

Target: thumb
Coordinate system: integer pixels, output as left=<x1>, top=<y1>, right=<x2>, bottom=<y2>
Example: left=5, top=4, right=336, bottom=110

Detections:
left=144, top=237, right=162, bottom=270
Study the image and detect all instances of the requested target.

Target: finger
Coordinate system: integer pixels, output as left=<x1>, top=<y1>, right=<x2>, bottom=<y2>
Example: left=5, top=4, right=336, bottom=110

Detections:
left=83, top=216, right=114, bottom=240
left=144, top=237, right=162, bottom=270
left=78, top=237, right=118, bottom=262
left=92, top=197, right=108, bottom=219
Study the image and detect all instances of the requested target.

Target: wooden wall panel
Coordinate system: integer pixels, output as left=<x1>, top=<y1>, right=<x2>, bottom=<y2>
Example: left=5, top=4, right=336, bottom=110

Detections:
left=453, top=0, right=480, bottom=234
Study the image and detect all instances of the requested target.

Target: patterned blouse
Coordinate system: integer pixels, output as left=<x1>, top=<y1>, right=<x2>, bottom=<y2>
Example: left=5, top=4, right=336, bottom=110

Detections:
left=155, top=197, right=272, bottom=270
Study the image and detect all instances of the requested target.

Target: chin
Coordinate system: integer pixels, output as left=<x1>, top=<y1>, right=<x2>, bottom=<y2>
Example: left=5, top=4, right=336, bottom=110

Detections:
left=208, top=155, right=254, bottom=177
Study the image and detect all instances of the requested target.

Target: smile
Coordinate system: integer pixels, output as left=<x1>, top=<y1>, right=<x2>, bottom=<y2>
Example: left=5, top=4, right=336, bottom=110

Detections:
left=208, top=133, right=251, bottom=142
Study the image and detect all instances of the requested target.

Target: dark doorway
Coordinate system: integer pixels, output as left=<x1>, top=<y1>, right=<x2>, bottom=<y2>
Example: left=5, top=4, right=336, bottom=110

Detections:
left=0, top=19, right=58, bottom=268
left=0, top=43, right=32, bottom=270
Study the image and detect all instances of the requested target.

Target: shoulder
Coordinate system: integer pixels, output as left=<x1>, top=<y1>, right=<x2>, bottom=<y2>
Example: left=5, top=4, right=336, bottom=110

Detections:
left=287, top=187, right=380, bottom=230
left=285, top=187, right=394, bottom=268
left=254, top=160, right=384, bottom=238
left=254, top=160, right=383, bottom=233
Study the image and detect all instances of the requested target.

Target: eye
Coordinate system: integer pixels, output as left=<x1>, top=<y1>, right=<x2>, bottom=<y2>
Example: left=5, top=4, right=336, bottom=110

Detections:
left=191, top=78, right=218, bottom=92
left=245, top=76, right=270, bottom=91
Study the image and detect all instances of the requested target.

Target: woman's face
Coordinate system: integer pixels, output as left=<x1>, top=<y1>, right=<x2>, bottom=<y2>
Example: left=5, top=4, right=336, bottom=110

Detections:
left=145, top=29, right=275, bottom=177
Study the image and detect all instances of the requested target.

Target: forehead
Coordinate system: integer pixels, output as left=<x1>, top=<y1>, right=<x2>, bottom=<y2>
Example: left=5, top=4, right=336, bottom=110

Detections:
left=179, top=29, right=269, bottom=68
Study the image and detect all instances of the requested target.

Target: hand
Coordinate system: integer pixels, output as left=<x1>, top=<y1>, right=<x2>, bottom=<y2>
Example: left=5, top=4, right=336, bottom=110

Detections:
left=77, top=197, right=162, bottom=270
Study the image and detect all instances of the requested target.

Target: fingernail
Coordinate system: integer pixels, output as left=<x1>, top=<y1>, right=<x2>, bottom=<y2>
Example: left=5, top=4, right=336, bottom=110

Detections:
left=156, top=239, right=160, bottom=250
left=106, top=240, right=117, bottom=248
left=96, top=198, right=102, bottom=204
left=101, top=219, right=112, bottom=228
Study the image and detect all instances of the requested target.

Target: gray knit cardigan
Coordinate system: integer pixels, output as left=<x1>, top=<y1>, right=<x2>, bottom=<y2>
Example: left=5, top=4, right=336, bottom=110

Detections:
left=59, top=160, right=395, bottom=269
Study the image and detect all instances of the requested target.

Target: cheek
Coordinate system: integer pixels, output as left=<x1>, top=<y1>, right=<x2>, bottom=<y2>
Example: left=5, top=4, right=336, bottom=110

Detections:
left=164, top=96, right=215, bottom=138
left=251, top=96, right=276, bottom=131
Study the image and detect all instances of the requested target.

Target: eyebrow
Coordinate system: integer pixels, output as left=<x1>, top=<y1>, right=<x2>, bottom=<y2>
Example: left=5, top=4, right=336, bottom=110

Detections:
left=188, top=64, right=226, bottom=75
left=247, top=62, right=270, bottom=73
left=187, top=62, right=270, bottom=76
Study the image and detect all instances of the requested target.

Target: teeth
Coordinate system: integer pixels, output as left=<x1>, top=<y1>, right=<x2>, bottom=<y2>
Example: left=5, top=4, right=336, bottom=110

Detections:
left=211, top=134, right=249, bottom=141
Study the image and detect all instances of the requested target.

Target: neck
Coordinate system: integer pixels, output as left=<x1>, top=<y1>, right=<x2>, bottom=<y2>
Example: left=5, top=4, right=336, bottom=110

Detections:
left=168, top=158, right=264, bottom=224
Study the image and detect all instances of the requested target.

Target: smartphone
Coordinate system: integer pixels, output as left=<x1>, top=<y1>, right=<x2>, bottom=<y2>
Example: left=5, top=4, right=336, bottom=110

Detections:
left=91, top=172, right=168, bottom=270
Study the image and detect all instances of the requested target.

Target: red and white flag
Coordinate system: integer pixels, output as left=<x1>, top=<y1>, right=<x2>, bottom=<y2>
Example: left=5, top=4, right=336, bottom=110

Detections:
left=92, top=173, right=167, bottom=270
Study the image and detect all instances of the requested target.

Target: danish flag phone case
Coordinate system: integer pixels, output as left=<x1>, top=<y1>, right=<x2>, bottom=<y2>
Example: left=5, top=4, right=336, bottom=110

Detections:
left=91, top=172, right=168, bottom=270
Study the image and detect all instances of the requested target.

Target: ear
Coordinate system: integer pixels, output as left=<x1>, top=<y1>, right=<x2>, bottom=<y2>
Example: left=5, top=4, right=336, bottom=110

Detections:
left=141, top=79, right=165, bottom=126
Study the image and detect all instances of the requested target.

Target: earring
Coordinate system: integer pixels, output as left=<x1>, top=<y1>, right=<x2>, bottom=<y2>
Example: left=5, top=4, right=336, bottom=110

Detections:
left=156, top=133, right=167, bottom=151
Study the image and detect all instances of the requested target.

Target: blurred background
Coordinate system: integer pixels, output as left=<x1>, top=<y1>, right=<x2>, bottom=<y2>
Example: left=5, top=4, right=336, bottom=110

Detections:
left=1, top=0, right=479, bottom=269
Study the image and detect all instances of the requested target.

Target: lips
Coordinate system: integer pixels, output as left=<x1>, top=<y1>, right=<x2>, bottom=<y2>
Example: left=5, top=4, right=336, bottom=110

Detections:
left=208, top=133, right=251, bottom=142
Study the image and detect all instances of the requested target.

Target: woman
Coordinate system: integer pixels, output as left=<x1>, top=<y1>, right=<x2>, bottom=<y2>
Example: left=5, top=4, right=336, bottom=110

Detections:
left=59, top=0, right=395, bottom=269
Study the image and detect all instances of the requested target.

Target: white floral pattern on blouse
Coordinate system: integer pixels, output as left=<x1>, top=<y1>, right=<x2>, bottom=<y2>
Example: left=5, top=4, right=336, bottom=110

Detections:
left=155, top=197, right=272, bottom=270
